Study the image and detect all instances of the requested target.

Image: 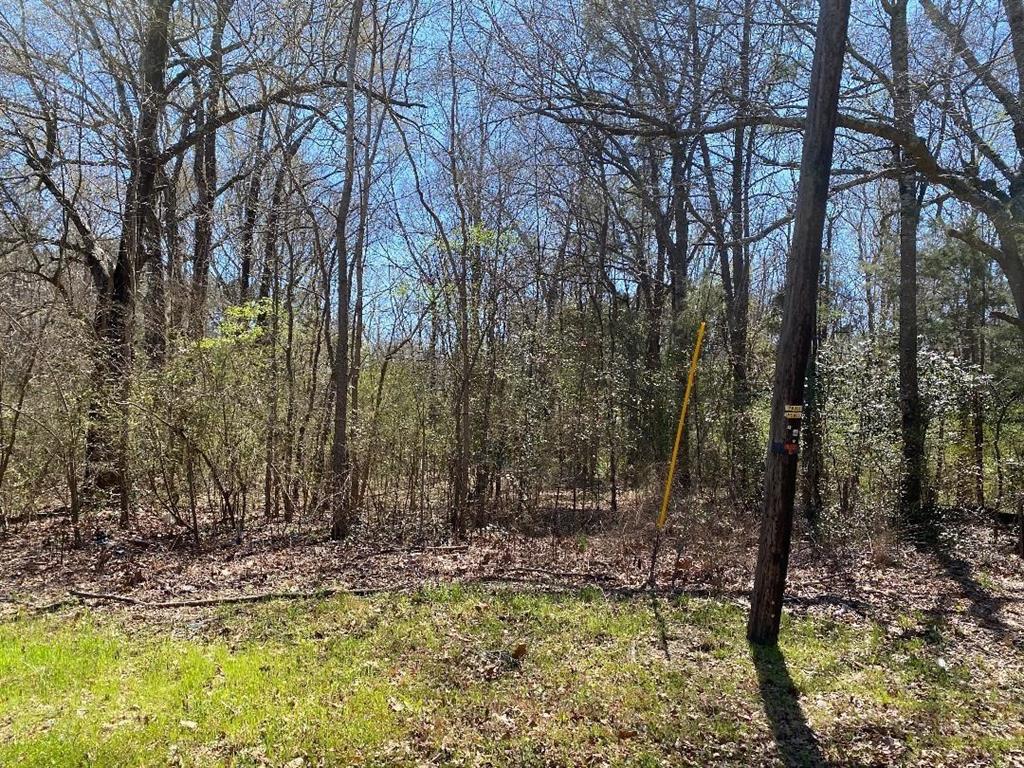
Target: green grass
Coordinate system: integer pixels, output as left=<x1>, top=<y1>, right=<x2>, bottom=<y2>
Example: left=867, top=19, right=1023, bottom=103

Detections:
left=1, top=586, right=1022, bottom=766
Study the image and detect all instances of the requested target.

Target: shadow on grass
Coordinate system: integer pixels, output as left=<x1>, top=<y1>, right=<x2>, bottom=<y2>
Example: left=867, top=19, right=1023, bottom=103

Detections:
left=927, top=541, right=1023, bottom=651
left=751, top=643, right=829, bottom=768
left=649, top=594, right=671, bottom=660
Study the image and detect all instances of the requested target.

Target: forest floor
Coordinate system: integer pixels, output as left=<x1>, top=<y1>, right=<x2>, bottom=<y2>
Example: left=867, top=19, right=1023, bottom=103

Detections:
left=1, top=511, right=1023, bottom=766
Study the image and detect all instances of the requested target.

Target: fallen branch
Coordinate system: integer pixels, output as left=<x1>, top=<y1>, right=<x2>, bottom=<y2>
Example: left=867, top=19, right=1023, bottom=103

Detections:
left=368, top=544, right=470, bottom=557
left=1, top=594, right=82, bottom=613
left=505, top=566, right=617, bottom=581
left=48, top=578, right=902, bottom=615
left=66, top=576, right=636, bottom=610
left=36, top=598, right=79, bottom=613
left=68, top=584, right=404, bottom=609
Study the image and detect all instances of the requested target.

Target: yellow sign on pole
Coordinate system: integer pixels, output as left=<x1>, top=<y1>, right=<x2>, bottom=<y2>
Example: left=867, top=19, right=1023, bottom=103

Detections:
left=656, top=321, right=707, bottom=530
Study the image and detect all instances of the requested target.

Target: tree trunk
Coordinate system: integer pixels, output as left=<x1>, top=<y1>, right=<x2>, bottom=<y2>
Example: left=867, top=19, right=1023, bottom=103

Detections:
left=83, top=0, right=174, bottom=522
left=728, top=0, right=753, bottom=416
left=968, top=253, right=986, bottom=508
left=143, top=214, right=166, bottom=363
left=801, top=231, right=833, bottom=527
left=329, top=0, right=364, bottom=540
left=189, top=0, right=229, bottom=337
left=83, top=263, right=135, bottom=518
left=888, top=0, right=928, bottom=534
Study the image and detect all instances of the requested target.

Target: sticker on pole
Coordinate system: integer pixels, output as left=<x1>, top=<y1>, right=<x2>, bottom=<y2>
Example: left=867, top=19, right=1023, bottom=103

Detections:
left=784, top=404, right=803, bottom=419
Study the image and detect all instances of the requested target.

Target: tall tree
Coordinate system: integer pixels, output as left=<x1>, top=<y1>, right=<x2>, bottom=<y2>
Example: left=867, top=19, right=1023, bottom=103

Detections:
left=330, top=0, right=366, bottom=540
left=885, top=0, right=927, bottom=532
left=189, top=0, right=232, bottom=339
left=81, top=0, right=175, bottom=520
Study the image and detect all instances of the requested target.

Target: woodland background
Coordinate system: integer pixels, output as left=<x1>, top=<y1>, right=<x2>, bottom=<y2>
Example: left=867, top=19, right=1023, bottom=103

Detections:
left=1, top=0, right=1023, bottom=554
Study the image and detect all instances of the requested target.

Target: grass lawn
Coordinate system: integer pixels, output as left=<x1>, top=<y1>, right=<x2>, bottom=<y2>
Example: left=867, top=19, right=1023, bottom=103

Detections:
left=1, top=585, right=1021, bottom=766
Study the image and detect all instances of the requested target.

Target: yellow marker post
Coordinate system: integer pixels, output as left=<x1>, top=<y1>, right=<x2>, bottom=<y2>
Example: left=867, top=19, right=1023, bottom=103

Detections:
left=656, top=321, right=707, bottom=530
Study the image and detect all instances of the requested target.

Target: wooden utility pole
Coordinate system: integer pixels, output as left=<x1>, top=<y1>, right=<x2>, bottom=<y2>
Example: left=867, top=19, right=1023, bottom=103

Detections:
left=747, top=0, right=852, bottom=645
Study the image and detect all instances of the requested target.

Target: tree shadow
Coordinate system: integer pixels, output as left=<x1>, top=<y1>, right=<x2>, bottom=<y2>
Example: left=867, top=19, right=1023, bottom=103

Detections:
left=649, top=594, right=671, bottom=660
left=927, top=542, right=1023, bottom=651
left=750, top=643, right=829, bottom=768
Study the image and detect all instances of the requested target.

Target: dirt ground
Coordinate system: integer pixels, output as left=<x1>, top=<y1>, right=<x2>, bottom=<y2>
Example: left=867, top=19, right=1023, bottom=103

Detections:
left=2, top=508, right=1022, bottom=653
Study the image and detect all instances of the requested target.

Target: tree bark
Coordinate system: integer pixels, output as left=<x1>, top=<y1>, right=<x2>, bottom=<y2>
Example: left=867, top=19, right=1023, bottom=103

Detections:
left=728, top=0, right=753, bottom=416
left=83, top=0, right=174, bottom=521
left=189, top=0, right=230, bottom=338
left=801, top=225, right=833, bottom=527
left=330, top=0, right=364, bottom=540
left=887, top=0, right=928, bottom=533
left=967, top=252, right=986, bottom=508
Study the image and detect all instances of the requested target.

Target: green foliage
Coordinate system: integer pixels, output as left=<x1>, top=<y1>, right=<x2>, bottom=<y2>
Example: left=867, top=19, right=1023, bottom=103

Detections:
left=811, top=336, right=902, bottom=534
left=199, top=299, right=276, bottom=347
left=0, top=312, right=90, bottom=520
left=127, top=300, right=326, bottom=531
